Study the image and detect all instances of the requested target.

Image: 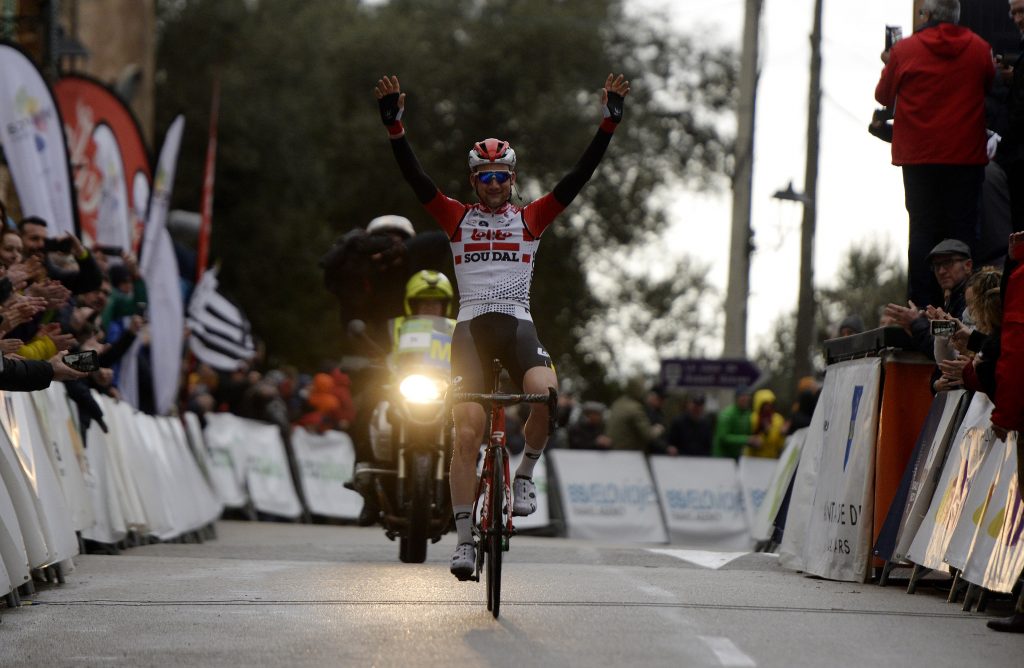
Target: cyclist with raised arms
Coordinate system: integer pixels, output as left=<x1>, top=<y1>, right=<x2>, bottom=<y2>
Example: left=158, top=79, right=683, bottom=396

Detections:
left=374, top=72, right=630, bottom=579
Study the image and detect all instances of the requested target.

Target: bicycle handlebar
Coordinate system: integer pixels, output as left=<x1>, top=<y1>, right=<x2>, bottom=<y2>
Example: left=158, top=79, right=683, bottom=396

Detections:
left=448, top=387, right=559, bottom=435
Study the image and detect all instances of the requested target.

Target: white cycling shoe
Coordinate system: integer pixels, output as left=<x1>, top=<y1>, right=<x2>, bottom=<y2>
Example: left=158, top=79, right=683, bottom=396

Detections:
left=450, top=542, right=476, bottom=580
left=512, top=476, right=537, bottom=517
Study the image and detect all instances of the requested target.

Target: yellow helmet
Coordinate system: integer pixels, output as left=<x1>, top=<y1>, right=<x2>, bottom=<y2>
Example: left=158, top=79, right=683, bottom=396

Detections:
left=403, top=270, right=454, bottom=316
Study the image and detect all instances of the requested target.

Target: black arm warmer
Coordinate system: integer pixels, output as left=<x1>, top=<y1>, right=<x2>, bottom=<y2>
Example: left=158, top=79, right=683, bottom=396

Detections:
left=390, top=136, right=439, bottom=204
left=552, top=127, right=614, bottom=208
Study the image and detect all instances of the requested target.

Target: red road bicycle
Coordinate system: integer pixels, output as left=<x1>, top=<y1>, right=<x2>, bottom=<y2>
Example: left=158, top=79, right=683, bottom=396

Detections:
left=448, top=359, right=557, bottom=618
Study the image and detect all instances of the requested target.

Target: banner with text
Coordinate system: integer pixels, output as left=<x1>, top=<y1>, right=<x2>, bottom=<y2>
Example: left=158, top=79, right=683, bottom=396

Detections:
left=291, top=428, right=362, bottom=520
left=650, top=456, right=748, bottom=549
left=0, top=43, right=78, bottom=237
left=54, top=75, right=152, bottom=250
left=802, top=358, right=882, bottom=582
left=549, top=450, right=667, bottom=543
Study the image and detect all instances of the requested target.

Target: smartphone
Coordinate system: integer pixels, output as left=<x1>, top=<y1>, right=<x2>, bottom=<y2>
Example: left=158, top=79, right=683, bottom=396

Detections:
left=95, top=245, right=124, bottom=256
left=135, top=301, right=147, bottom=315
left=885, top=25, right=902, bottom=51
left=930, top=320, right=957, bottom=338
left=63, top=350, right=99, bottom=373
left=43, top=237, right=74, bottom=253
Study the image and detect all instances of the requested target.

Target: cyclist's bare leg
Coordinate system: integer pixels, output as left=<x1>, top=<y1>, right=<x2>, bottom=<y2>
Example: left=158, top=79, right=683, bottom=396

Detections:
left=514, top=365, right=557, bottom=517
left=522, top=365, right=557, bottom=455
left=451, top=401, right=486, bottom=505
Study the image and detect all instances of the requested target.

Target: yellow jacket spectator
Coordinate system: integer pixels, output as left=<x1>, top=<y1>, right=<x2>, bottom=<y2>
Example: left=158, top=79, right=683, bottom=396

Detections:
left=745, top=388, right=785, bottom=459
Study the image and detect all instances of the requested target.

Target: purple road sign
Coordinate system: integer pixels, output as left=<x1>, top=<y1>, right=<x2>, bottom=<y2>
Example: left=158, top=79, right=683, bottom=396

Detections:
left=659, top=358, right=761, bottom=389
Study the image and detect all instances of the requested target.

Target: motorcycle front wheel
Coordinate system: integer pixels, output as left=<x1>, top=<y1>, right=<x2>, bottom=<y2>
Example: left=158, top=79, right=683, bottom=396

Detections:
left=399, top=450, right=433, bottom=563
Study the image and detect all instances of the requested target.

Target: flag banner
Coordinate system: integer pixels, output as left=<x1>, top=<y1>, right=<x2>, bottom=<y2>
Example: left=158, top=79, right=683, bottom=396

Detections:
left=751, top=429, right=805, bottom=543
left=549, top=449, right=667, bottom=543
left=801, top=358, right=882, bottom=582
left=291, top=428, right=363, bottom=520
left=961, top=433, right=1023, bottom=593
left=140, top=115, right=185, bottom=415
left=888, top=391, right=968, bottom=563
left=187, top=267, right=255, bottom=371
left=650, top=456, right=749, bottom=549
left=779, top=380, right=831, bottom=571
left=54, top=74, right=151, bottom=251
left=906, top=393, right=995, bottom=570
left=0, top=42, right=78, bottom=237
left=196, top=78, right=220, bottom=281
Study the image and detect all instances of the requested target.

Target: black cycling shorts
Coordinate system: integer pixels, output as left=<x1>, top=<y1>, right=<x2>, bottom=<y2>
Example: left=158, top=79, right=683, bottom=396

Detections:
left=451, top=312, right=553, bottom=393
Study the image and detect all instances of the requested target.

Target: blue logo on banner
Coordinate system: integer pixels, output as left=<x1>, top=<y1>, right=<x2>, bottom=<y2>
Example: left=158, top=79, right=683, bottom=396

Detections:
left=844, top=385, right=864, bottom=471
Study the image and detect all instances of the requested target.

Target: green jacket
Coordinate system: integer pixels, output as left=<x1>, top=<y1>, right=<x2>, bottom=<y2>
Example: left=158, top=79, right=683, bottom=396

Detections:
left=712, top=403, right=751, bottom=459
left=606, top=395, right=658, bottom=452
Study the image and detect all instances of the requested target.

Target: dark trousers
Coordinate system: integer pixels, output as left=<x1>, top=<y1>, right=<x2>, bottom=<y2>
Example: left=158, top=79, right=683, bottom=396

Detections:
left=903, top=164, right=984, bottom=308
left=1004, top=159, right=1024, bottom=234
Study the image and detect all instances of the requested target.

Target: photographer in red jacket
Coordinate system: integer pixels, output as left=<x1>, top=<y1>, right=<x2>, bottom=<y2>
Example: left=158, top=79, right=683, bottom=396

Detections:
left=875, top=0, right=994, bottom=310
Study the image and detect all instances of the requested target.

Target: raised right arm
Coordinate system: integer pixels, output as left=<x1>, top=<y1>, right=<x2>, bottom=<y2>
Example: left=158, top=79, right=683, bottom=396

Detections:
left=374, top=75, right=438, bottom=205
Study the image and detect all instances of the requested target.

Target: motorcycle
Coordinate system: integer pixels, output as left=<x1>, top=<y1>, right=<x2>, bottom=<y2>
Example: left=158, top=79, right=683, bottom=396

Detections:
left=349, top=315, right=454, bottom=563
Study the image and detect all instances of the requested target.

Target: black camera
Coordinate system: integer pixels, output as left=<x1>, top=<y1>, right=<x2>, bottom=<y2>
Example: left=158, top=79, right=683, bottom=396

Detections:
left=885, top=25, right=902, bottom=51
left=63, top=350, right=99, bottom=373
left=43, top=237, right=74, bottom=253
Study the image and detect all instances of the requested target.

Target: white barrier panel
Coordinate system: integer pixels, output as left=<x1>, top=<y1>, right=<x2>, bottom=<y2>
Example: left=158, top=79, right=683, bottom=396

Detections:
left=202, top=413, right=250, bottom=508
left=891, top=390, right=967, bottom=563
left=779, top=386, right=830, bottom=571
left=961, top=434, right=1024, bottom=592
left=236, top=418, right=303, bottom=519
left=906, top=394, right=995, bottom=570
left=751, top=430, right=805, bottom=543
left=31, top=385, right=94, bottom=533
left=80, top=420, right=127, bottom=545
left=508, top=452, right=550, bottom=531
left=182, top=412, right=217, bottom=487
left=162, top=417, right=223, bottom=527
left=738, top=456, right=777, bottom=538
left=0, top=424, right=49, bottom=569
left=0, top=474, right=30, bottom=591
left=650, top=456, right=748, bottom=549
left=103, top=398, right=176, bottom=538
left=802, top=358, right=882, bottom=582
left=96, top=393, right=148, bottom=532
left=3, top=392, right=79, bottom=567
left=942, top=431, right=1002, bottom=572
left=549, top=450, right=667, bottom=543
left=291, top=428, right=362, bottom=520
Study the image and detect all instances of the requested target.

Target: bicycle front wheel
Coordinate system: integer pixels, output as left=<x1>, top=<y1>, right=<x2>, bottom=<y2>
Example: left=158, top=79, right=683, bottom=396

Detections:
left=486, top=447, right=504, bottom=618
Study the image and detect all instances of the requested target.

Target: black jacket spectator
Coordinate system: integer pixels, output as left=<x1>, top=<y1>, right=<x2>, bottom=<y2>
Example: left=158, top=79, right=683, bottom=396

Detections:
left=0, top=356, right=54, bottom=391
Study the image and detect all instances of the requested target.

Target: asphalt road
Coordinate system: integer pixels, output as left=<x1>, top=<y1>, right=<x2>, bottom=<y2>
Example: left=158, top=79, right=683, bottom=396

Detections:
left=1, top=521, right=1020, bottom=667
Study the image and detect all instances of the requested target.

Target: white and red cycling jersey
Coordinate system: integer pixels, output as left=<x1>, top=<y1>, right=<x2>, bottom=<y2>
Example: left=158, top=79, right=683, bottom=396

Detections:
left=425, top=193, right=564, bottom=322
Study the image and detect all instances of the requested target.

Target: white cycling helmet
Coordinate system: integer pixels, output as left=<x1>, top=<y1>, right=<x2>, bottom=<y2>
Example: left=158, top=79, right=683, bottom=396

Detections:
left=468, top=138, right=516, bottom=172
left=366, top=215, right=415, bottom=239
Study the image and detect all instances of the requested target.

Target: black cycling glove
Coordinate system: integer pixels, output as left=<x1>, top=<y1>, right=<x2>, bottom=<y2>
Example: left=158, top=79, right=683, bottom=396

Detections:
left=603, top=91, right=624, bottom=124
left=378, top=92, right=404, bottom=126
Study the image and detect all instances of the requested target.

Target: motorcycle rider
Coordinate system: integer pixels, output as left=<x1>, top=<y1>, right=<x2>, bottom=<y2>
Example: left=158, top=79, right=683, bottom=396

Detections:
left=352, top=270, right=456, bottom=526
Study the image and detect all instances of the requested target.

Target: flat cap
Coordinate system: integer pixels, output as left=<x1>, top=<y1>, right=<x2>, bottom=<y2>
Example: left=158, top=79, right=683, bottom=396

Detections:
left=926, top=239, right=971, bottom=262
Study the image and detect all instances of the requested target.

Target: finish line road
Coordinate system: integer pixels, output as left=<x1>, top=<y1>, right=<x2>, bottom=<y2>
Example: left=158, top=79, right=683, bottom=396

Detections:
left=1, top=522, right=1018, bottom=667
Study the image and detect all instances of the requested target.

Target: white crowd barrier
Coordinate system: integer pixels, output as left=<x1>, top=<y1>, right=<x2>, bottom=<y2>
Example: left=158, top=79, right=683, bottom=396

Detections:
left=1, top=384, right=225, bottom=604
left=290, top=428, right=363, bottom=520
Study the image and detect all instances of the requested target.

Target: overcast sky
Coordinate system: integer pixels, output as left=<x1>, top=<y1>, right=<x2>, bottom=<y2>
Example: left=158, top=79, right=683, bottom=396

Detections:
left=625, top=0, right=912, bottom=361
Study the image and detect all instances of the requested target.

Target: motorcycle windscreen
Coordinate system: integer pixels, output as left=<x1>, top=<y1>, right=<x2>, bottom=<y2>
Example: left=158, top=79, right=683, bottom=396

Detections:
left=389, top=315, right=455, bottom=374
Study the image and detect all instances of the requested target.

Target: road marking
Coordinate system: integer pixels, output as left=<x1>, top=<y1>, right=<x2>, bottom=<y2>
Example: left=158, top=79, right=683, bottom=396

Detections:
left=698, top=636, right=756, bottom=667
left=647, top=549, right=750, bottom=569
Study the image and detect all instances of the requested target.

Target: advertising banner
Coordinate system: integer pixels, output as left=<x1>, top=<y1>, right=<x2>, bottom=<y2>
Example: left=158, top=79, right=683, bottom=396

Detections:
left=80, top=420, right=127, bottom=545
left=738, top=455, right=777, bottom=536
left=291, top=428, right=362, bottom=520
left=238, top=420, right=303, bottom=519
left=906, top=393, right=995, bottom=570
left=779, top=382, right=830, bottom=571
left=0, top=43, right=78, bottom=237
left=751, top=429, right=805, bottom=543
left=961, top=434, right=1023, bottom=592
left=802, top=358, right=882, bottom=582
left=55, top=74, right=152, bottom=250
left=887, top=391, right=967, bottom=563
left=140, top=115, right=185, bottom=415
left=30, top=384, right=94, bottom=533
left=549, top=450, right=667, bottom=543
left=650, top=456, right=748, bottom=549
left=942, top=431, right=1001, bottom=572
left=202, top=412, right=250, bottom=508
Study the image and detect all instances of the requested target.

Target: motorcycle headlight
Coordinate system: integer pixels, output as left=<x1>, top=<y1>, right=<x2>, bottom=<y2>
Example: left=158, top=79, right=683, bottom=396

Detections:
left=399, top=374, right=447, bottom=404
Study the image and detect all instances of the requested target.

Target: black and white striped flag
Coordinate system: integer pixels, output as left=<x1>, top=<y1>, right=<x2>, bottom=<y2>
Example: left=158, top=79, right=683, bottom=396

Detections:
left=187, top=267, right=255, bottom=371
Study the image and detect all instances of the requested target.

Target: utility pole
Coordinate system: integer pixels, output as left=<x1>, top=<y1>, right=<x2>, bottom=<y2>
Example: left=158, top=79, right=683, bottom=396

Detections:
left=723, top=0, right=763, bottom=359
left=793, top=0, right=823, bottom=382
